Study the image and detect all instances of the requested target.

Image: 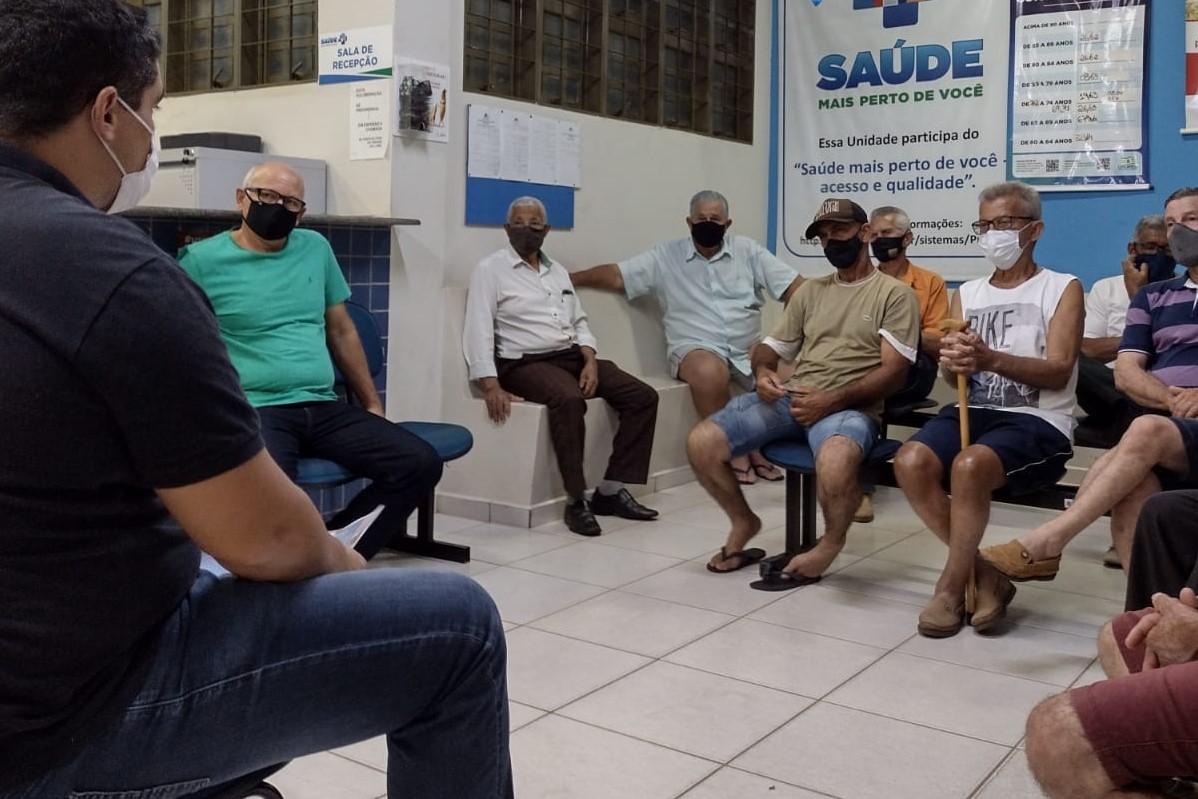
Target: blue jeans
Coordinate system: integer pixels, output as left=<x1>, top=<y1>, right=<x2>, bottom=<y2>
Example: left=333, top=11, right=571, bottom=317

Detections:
left=2, top=570, right=513, bottom=799
left=709, top=393, right=879, bottom=459
left=258, top=402, right=443, bottom=559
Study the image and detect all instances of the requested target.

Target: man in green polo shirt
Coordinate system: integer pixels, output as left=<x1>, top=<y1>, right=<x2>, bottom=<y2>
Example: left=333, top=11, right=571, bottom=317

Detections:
left=179, top=162, right=441, bottom=558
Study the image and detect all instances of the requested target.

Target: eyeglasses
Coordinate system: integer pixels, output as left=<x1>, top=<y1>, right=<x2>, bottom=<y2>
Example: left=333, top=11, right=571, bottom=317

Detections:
left=245, top=187, right=306, bottom=213
left=971, top=216, right=1035, bottom=235
left=1132, top=242, right=1171, bottom=255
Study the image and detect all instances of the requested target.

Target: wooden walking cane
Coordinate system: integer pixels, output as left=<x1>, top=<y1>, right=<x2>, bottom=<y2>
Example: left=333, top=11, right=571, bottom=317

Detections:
left=937, top=318, right=976, bottom=612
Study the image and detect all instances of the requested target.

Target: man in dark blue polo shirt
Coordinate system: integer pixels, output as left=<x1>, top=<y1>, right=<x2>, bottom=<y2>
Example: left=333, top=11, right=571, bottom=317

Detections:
left=982, top=187, right=1198, bottom=584
left=0, top=2, right=511, bottom=796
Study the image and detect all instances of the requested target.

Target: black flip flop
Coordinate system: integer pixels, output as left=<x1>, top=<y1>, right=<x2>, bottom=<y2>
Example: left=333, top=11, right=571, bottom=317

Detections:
left=749, top=552, right=822, bottom=592
left=752, top=463, right=785, bottom=482
left=706, top=546, right=767, bottom=574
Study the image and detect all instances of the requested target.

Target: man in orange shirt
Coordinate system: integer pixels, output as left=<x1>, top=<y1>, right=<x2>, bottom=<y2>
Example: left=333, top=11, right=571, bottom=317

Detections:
left=856, top=206, right=948, bottom=522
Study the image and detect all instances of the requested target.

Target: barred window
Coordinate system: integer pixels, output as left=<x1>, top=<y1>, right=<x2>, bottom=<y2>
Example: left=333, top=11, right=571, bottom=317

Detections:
left=465, top=0, right=755, bottom=142
left=125, top=0, right=317, bottom=94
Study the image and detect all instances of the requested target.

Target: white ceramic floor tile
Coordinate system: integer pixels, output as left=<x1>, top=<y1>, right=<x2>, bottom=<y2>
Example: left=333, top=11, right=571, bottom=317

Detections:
left=365, top=551, right=495, bottom=577
left=748, top=584, right=922, bottom=649
left=472, top=566, right=607, bottom=624
left=530, top=591, right=734, bottom=657
left=863, top=487, right=933, bottom=533
left=439, top=522, right=575, bottom=565
left=622, top=560, right=793, bottom=616
left=593, top=520, right=734, bottom=560
left=666, top=618, right=886, bottom=699
left=898, top=620, right=1096, bottom=686
left=869, top=529, right=953, bottom=571
left=331, top=735, right=386, bottom=772
left=661, top=480, right=720, bottom=500
left=509, top=701, right=545, bottom=732
left=1069, top=658, right=1106, bottom=688
left=533, top=512, right=640, bottom=537
left=839, top=524, right=922, bottom=558
left=509, top=541, right=682, bottom=588
left=505, top=627, right=650, bottom=710
left=271, top=752, right=385, bottom=799
left=511, top=715, right=717, bottom=799
left=826, top=652, right=1057, bottom=746
left=681, top=768, right=828, bottom=798
left=1004, top=583, right=1123, bottom=639
left=633, top=490, right=715, bottom=516
left=658, top=504, right=746, bottom=532
left=821, top=557, right=941, bottom=609
left=975, top=749, right=1048, bottom=799
left=405, top=513, right=485, bottom=536
left=559, top=661, right=811, bottom=762
left=733, top=702, right=1007, bottom=799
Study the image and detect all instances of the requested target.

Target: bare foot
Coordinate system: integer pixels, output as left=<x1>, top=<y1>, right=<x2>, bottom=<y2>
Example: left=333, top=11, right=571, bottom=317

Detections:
left=783, top=538, right=843, bottom=579
left=708, top=513, right=763, bottom=571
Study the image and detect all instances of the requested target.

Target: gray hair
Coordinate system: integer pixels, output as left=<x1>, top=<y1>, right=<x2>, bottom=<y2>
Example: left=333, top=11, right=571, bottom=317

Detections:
left=507, top=196, right=548, bottom=223
left=689, top=190, right=729, bottom=217
left=870, top=205, right=911, bottom=232
left=978, top=181, right=1042, bottom=220
left=1134, top=214, right=1166, bottom=241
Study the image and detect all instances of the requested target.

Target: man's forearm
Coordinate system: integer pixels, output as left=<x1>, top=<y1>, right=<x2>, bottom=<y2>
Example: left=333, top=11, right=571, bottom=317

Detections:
left=985, top=351, right=1075, bottom=391
left=920, top=329, right=944, bottom=359
left=1115, top=364, right=1171, bottom=410
left=1081, top=336, right=1120, bottom=364
left=571, top=264, right=623, bottom=292
left=831, top=363, right=908, bottom=411
left=331, top=338, right=382, bottom=410
left=750, top=343, right=781, bottom=376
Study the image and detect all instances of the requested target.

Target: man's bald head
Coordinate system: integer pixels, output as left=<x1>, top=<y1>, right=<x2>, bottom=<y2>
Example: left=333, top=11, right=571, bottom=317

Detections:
left=242, top=161, right=305, bottom=200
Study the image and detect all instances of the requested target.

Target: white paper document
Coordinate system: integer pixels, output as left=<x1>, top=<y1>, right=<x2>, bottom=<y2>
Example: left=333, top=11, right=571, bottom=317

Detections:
left=199, top=505, right=385, bottom=577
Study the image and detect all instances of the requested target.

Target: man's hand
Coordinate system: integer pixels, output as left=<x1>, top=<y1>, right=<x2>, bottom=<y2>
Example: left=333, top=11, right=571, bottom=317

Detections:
left=788, top=386, right=841, bottom=426
left=1169, top=387, right=1198, bottom=419
left=1123, top=256, right=1149, bottom=300
left=755, top=368, right=788, bottom=403
left=939, top=331, right=994, bottom=377
left=1130, top=589, right=1198, bottom=670
left=579, top=355, right=599, bottom=399
left=364, top=402, right=386, bottom=418
left=483, top=383, right=523, bottom=424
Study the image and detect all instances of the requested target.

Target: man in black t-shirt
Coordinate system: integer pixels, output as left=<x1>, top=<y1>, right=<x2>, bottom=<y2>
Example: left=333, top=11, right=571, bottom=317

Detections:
left=0, top=2, right=512, bottom=797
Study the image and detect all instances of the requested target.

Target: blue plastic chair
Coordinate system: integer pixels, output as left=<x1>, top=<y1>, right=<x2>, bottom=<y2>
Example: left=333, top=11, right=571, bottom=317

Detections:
left=294, top=301, right=473, bottom=563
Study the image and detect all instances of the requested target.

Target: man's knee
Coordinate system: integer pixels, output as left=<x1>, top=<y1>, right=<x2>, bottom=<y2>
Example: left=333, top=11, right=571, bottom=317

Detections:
left=1120, top=415, right=1178, bottom=459
left=950, top=445, right=1003, bottom=486
left=894, top=441, right=939, bottom=484
left=687, top=420, right=730, bottom=463
left=547, top=392, right=588, bottom=418
left=680, top=351, right=732, bottom=392
left=1025, top=693, right=1109, bottom=799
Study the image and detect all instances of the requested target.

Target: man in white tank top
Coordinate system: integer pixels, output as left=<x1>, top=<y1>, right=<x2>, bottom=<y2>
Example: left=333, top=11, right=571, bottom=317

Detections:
left=894, top=182, right=1083, bottom=639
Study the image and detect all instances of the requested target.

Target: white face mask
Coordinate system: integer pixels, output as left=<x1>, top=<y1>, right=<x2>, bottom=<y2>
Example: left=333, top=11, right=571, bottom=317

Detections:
left=96, top=97, right=159, bottom=214
left=977, top=226, right=1030, bottom=271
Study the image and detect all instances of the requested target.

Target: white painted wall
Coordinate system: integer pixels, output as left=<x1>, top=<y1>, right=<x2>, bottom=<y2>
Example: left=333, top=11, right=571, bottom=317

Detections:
left=389, top=0, right=777, bottom=422
left=153, top=0, right=394, bottom=216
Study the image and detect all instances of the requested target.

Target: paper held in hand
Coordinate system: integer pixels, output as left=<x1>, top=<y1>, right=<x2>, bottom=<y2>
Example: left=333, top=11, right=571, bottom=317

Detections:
left=199, top=505, right=384, bottom=577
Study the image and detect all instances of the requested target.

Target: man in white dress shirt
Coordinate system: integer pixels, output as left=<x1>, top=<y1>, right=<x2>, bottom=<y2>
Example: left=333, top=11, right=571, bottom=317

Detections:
left=464, top=197, right=660, bottom=536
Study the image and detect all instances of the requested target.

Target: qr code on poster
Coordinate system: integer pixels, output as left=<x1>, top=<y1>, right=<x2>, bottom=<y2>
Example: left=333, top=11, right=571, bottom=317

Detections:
left=1099, top=157, right=1111, bottom=171
left=1045, top=158, right=1060, bottom=172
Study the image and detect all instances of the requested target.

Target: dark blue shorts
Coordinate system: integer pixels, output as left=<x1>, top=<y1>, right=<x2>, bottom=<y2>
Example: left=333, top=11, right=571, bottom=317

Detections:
left=909, top=407, right=1073, bottom=495
left=1154, top=418, right=1198, bottom=490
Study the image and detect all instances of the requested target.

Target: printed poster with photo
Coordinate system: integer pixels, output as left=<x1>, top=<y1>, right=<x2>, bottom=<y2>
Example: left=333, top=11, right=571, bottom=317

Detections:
left=395, top=58, right=450, bottom=144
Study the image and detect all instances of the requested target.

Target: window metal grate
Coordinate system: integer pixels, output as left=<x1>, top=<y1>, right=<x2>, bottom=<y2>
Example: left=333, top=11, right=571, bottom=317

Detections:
left=125, top=0, right=316, bottom=94
left=464, top=0, right=754, bottom=142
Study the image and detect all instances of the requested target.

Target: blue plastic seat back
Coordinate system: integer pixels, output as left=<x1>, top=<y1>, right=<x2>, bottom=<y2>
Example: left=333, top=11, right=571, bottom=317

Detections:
left=332, top=301, right=384, bottom=385
left=762, top=437, right=901, bottom=473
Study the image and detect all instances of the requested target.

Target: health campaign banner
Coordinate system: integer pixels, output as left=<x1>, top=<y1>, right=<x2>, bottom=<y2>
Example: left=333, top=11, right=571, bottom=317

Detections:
left=778, top=0, right=1010, bottom=280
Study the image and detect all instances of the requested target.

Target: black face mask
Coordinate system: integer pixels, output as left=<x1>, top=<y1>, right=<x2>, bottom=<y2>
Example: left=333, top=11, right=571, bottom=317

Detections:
left=824, top=235, right=864, bottom=269
left=244, top=200, right=299, bottom=241
left=871, top=236, right=905, bottom=263
left=691, top=220, right=728, bottom=249
left=507, top=226, right=547, bottom=257
left=1135, top=251, right=1177, bottom=283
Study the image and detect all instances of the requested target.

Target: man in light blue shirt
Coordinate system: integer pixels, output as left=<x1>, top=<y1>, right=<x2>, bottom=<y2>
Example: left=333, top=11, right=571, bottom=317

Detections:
left=572, top=190, right=802, bottom=482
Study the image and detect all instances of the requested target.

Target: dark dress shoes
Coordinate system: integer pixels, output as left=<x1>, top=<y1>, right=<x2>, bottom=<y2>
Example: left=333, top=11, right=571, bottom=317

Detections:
left=564, top=499, right=602, bottom=536
left=589, top=488, right=659, bottom=521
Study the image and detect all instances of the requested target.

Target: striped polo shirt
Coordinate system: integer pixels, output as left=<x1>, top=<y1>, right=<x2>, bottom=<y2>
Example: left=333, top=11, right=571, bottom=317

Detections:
left=1120, top=276, right=1198, bottom=386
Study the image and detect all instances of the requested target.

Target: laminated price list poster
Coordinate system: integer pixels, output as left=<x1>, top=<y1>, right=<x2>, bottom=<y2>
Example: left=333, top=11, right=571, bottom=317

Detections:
left=1009, top=0, right=1148, bottom=190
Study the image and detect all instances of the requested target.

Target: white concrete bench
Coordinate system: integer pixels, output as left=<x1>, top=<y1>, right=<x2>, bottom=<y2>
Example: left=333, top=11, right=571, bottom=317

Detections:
left=436, top=287, right=700, bottom=527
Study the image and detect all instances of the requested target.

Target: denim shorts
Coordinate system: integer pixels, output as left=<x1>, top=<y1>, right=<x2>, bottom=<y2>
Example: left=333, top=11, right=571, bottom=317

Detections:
left=709, top=392, right=879, bottom=459
left=909, top=406, right=1072, bottom=495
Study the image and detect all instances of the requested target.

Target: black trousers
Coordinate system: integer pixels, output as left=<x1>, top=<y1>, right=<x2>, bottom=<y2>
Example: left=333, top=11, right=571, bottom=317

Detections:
left=258, top=401, right=443, bottom=559
left=1125, top=490, right=1198, bottom=610
left=1077, top=354, right=1144, bottom=430
left=498, top=347, right=658, bottom=500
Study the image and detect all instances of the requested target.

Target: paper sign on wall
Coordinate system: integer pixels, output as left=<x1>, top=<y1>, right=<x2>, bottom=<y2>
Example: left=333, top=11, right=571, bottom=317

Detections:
left=466, top=104, right=582, bottom=188
left=395, top=59, right=451, bottom=144
left=350, top=82, right=391, bottom=161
